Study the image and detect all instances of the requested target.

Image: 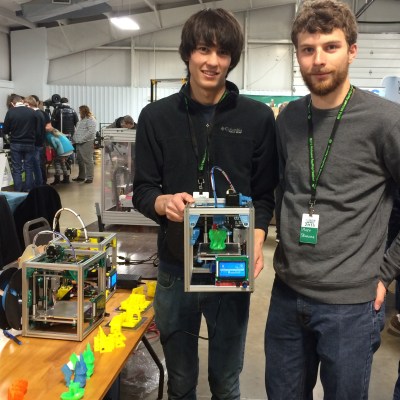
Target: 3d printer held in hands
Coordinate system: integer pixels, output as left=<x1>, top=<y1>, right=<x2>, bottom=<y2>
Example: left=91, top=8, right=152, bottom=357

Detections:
left=184, top=167, right=255, bottom=292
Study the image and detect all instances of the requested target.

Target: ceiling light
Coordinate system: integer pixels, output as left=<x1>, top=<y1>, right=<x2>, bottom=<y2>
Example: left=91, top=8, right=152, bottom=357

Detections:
left=110, top=17, right=140, bottom=30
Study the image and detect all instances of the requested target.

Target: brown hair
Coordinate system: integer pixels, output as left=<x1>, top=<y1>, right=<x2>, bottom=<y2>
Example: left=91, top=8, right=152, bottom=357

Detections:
left=179, top=8, right=244, bottom=75
left=123, top=115, right=134, bottom=125
left=24, top=95, right=38, bottom=108
left=79, top=105, right=93, bottom=119
left=7, top=94, right=22, bottom=108
left=291, top=0, right=358, bottom=48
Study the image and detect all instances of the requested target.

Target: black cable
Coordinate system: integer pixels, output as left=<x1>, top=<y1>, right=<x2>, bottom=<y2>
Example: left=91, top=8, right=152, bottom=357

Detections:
left=117, top=252, right=159, bottom=266
left=161, top=295, right=222, bottom=345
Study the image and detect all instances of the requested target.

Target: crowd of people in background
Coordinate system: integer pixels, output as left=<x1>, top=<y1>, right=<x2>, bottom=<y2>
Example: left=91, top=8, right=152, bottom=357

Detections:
left=1, top=94, right=137, bottom=190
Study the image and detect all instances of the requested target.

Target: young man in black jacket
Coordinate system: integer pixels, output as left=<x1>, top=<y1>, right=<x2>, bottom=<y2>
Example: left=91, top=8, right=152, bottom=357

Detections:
left=133, top=8, right=278, bottom=399
left=4, top=95, right=37, bottom=192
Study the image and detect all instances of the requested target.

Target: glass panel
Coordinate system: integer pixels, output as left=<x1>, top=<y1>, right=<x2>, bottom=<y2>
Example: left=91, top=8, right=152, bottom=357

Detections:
left=103, top=139, right=134, bottom=212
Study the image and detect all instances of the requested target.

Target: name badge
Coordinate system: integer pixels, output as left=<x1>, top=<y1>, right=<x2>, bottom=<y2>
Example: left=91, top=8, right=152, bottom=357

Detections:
left=299, top=213, right=319, bottom=244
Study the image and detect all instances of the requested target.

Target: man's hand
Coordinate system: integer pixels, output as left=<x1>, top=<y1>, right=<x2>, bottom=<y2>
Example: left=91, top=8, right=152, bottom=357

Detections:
left=155, top=192, right=194, bottom=222
left=254, top=229, right=266, bottom=278
left=374, top=281, right=386, bottom=311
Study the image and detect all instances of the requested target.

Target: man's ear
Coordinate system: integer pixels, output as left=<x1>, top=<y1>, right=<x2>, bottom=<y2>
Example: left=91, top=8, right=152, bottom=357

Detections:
left=348, top=43, right=357, bottom=65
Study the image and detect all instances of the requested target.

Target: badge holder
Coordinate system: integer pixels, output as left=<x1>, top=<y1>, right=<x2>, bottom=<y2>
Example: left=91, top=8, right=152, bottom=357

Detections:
left=299, top=201, right=319, bottom=244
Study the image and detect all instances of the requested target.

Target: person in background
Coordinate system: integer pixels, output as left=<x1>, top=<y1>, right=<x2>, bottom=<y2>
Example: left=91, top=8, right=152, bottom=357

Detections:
left=107, top=115, right=136, bottom=129
left=277, top=101, right=289, bottom=114
left=6, top=93, right=24, bottom=110
left=72, top=105, right=96, bottom=184
left=3, top=95, right=36, bottom=192
left=46, top=129, right=74, bottom=185
left=30, top=94, right=53, bottom=184
left=3, top=94, right=24, bottom=147
left=105, top=115, right=136, bottom=157
left=133, top=8, right=278, bottom=399
left=265, top=1, right=400, bottom=399
left=51, top=97, right=79, bottom=139
left=24, top=95, right=51, bottom=187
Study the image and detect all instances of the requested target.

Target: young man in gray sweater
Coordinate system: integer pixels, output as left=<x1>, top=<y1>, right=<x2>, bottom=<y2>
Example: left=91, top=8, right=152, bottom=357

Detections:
left=265, top=1, right=400, bottom=399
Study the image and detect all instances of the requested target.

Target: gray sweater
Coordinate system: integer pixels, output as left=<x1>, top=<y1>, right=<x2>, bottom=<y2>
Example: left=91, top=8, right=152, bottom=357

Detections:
left=74, top=117, right=97, bottom=144
left=275, top=88, right=400, bottom=304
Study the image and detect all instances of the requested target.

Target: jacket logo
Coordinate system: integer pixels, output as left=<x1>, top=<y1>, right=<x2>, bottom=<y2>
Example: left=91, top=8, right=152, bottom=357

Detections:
left=220, top=126, right=242, bottom=134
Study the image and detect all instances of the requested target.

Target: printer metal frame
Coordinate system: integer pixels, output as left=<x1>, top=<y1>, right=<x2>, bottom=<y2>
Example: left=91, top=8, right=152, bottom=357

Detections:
left=22, top=248, right=107, bottom=341
left=98, top=128, right=157, bottom=227
left=184, top=202, right=255, bottom=292
left=52, top=231, right=118, bottom=300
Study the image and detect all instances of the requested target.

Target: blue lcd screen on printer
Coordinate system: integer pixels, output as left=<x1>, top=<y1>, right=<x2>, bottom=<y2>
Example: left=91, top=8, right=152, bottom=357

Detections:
left=217, top=261, right=247, bottom=278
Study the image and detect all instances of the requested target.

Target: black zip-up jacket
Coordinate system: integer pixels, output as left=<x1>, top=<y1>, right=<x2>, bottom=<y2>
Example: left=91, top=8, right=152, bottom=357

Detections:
left=133, top=81, right=278, bottom=269
left=52, top=105, right=79, bottom=137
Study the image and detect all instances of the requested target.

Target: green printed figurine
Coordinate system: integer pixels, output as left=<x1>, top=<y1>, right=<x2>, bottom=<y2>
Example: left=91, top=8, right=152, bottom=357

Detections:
left=83, top=343, right=95, bottom=378
left=209, top=226, right=227, bottom=250
left=60, top=381, right=84, bottom=399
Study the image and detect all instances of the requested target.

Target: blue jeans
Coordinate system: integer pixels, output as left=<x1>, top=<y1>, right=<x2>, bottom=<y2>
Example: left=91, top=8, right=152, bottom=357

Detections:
left=387, top=187, right=400, bottom=312
left=154, top=265, right=250, bottom=400
left=387, top=187, right=400, bottom=399
left=33, top=146, right=43, bottom=187
left=265, top=276, right=384, bottom=400
left=10, top=142, right=35, bottom=192
left=395, top=362, right=400, bottom=400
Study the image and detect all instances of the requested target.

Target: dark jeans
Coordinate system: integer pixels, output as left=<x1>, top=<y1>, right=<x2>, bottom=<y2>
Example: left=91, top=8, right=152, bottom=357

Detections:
left=265, top=276, right=384, bottom=400
left=387, top=188, right=400, bottom=399
left=395, top=362, right=400, bottom=400
left=154, top=265, right=250, bottom=400
left=10, top=142, right=35, bottom=192
left=33, top=146, right=44, bottom=187
left=387, top=187, right=400, bottom=312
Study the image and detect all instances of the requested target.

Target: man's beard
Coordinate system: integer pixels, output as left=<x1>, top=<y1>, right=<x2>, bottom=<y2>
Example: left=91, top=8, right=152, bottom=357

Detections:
left=301, top=64, right=349, bottom=96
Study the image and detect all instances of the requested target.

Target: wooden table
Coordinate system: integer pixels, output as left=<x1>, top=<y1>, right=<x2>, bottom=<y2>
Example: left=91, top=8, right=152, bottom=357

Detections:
left=0, top=290, right=164, bottom=399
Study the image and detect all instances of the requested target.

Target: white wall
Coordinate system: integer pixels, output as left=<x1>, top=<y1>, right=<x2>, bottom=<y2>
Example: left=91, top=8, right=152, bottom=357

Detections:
left=10, top=27, right=48, bottom=100
left=382, top=76, right=400, bottom=103
left=48, top=49, right=132, bottom=86
left=47, top=84, right=179, bottom=129
left=46, top=7, right=296, bottom=93
left=0, top=81, right=14, bottom=121
left=0, top=33, right=10, bottom=82
left=0, top=31, right=12, bottom=120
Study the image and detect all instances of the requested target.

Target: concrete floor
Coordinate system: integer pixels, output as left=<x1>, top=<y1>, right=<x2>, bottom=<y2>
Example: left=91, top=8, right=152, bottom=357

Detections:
left=55, top=161, right=400, bottom=400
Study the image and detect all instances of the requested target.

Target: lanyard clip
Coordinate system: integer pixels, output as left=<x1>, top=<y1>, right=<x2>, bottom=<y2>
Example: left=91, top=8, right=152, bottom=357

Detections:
left=308, top=200, right=315, bottom=216
left=197, top=177, right=205, bottom=192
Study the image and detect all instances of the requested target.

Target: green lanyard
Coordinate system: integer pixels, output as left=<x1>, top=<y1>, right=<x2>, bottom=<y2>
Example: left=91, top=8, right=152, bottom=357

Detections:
left=307, top=85, right=354, bottom=215
left=184, top=90, right=227, bottom=192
